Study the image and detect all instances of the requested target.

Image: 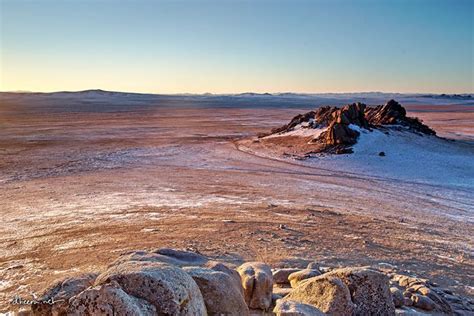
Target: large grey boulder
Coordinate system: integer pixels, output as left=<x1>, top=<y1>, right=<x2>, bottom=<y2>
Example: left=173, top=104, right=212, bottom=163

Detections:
left=31, top=273, right=98, bottom=315
left=273, top=300, right=326, bottom=316
left=325, top=267, right=395, bottom=315
left=282, top=275, right=354, bottom=315
left=237, top=262, right=273, bottom=310
left=184, top=267, right=249, bottom=316
left=68, top=282, right=156, bottom=315
left=93, top=261, right=207, bottom=315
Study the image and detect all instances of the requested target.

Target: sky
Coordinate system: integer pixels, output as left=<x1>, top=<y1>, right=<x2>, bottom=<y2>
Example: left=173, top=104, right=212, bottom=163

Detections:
left=0, top=0, right=473, bottom=94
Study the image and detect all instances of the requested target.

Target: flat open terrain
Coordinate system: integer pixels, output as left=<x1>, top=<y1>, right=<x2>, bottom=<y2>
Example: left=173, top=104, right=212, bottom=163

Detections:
left=0, top=95, right=473, bottom=310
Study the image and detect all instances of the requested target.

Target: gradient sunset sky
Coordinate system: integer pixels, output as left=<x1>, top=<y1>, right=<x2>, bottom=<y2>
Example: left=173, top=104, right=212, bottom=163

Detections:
left=1, top=0, right=472, bottom=94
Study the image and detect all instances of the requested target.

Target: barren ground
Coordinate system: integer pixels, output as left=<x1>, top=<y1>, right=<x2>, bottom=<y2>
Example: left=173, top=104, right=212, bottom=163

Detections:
left=0, top=101, right=473, bottom=311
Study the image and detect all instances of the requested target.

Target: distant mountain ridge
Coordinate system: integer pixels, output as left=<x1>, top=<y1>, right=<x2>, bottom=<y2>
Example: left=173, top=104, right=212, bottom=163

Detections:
left=1, top=89, right=472, bottom=99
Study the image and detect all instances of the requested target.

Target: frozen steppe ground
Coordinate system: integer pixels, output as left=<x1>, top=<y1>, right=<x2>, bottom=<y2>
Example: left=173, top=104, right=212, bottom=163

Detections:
left=0, top=92, right=473, bottom=310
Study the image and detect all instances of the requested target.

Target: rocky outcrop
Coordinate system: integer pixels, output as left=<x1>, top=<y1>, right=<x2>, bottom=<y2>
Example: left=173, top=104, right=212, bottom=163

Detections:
left=271, top=111, right=317, bottom=134
left=365, top=99, right=435, bottom=135
left=391, top=273, right=455, bottom=314
left=282, top=275, right=354, bottom=315
left=237, top=262, right=274, bottom=310
left=266, top=99, right=436, bottom=154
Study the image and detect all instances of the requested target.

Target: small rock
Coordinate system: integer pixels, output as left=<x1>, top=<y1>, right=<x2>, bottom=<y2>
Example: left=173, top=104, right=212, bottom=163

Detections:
left=288, top=269, right=322, bottom=288
left=306, top=262, right=320, bottom=270
left=403, top=297, right=413, bottom=306
left=273, top=268, right=301, bottom=285
left=379, top=151, right=386, bottom=156
left=412, top=294, right=435, bottom=311
left=391, top=287, right=405, bottom=308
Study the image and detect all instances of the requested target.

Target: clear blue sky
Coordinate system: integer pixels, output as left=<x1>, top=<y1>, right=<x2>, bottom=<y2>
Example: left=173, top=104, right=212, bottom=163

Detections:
left=1, top=0, right=472, bottom=93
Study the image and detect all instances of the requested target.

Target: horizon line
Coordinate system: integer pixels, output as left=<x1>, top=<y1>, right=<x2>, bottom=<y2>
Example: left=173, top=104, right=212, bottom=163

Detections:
left=1, top=88, right=473, bottom=96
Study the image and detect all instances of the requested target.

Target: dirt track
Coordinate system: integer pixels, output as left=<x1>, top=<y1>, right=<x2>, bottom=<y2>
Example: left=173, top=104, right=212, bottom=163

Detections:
left=0, top=103, right=473, bottom=310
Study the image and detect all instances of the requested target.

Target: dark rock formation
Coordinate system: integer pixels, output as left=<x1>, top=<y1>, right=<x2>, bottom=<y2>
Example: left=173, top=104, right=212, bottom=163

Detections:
left=365, top=99, right=436, bottom=135
left=271, top=111, right=317, bottom=134
left=267, top=100, right=436, bottom=154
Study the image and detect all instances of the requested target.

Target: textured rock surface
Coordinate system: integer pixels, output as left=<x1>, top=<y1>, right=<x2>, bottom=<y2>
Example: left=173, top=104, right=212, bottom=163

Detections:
left=325, top=267, right=395, bottom=315
left=31, top=273, right=98, bottom=316
left=282, top=275, right=354, bottom=315
left=68, top=282, right=156, bottom=315
left=273, top=300, right=326, bottom=316
left=94, top=261, right=207, bottom=315
left=237, top=262, right=273, bottom=310
left=365, top=100, right=436, bottom=135
left=184, top=267, right=249, bottom=316
left=205, top=261, right=243, bottom=295
left=288, top=269, right=322, bottom=288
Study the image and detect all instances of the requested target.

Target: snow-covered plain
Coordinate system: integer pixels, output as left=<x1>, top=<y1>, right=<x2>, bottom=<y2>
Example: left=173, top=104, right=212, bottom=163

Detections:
left=307, top=126, right=474, bottom=189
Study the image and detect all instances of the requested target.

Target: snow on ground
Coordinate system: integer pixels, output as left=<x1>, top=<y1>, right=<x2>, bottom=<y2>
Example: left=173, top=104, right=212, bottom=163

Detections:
left=309, top=126, right=474, bottom=190
left=265, top=121, right=327, bottom=139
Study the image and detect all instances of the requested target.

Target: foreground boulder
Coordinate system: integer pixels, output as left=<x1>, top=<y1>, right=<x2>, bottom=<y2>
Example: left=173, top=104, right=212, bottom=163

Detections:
left=237, top=262, right=273, bottom=310
left=273, top=300, right=326, bottom=316
left=205, top=261, right=243, bottom=295
left=31, top=273, right=98, bottom=316
left=68, top=282, right=156, bottom=315
left=184, top=267, right=249, bottom=316
left=325, top=267, right=395, bottom=315
left=282, top=275, right=354, bottom=315
left=93, top=261, right=207, bottom=315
